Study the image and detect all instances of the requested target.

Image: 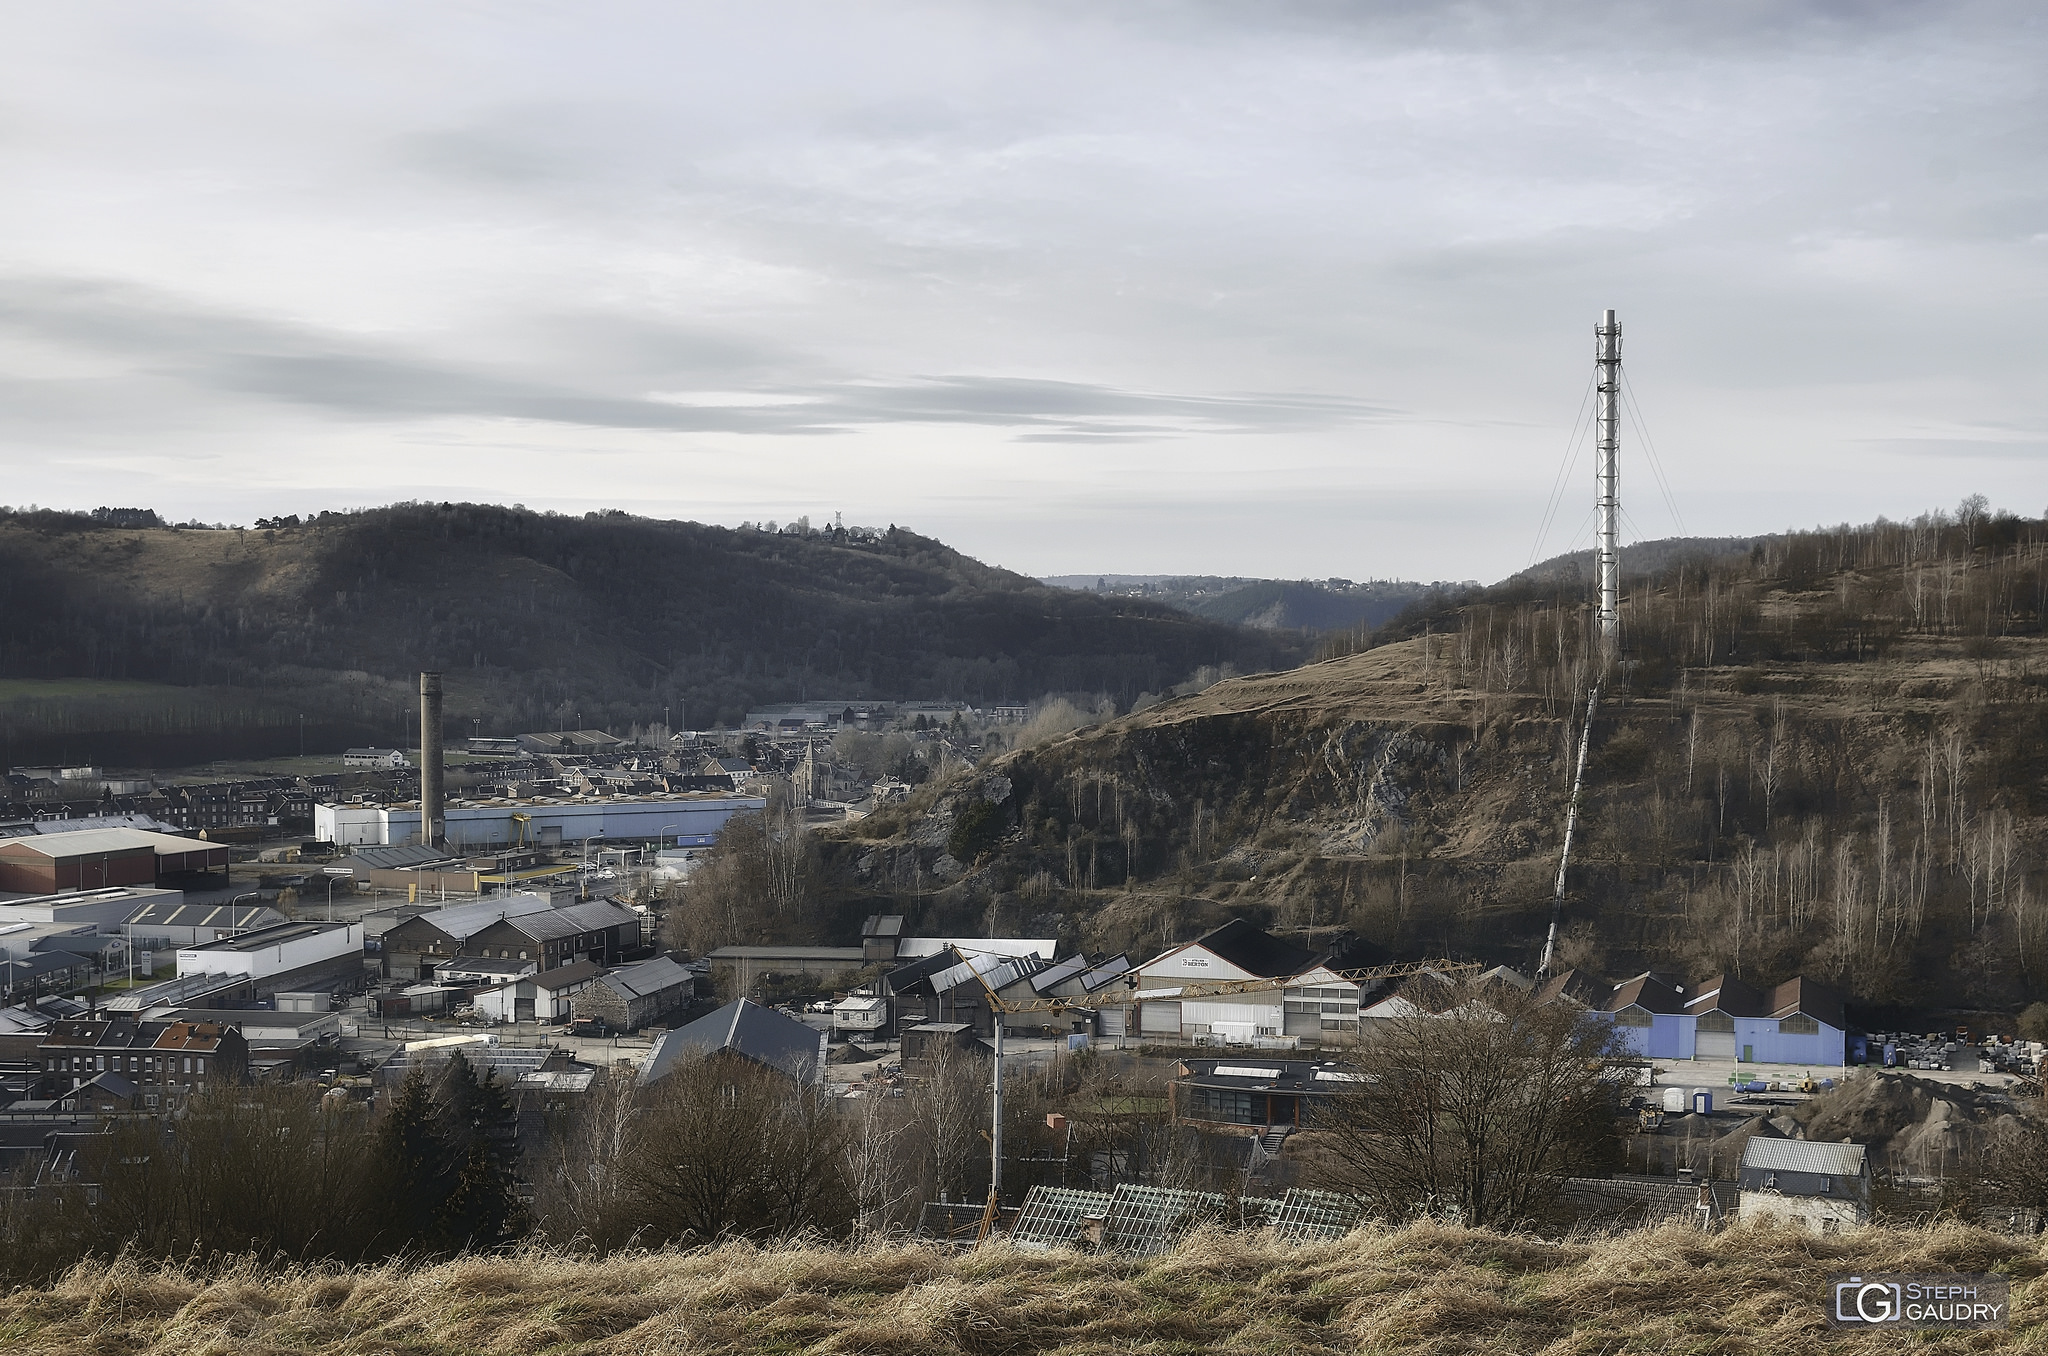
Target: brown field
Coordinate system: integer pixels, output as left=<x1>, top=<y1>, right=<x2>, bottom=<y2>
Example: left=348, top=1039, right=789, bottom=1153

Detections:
left=1, top=1220, right=2041, bottom=1355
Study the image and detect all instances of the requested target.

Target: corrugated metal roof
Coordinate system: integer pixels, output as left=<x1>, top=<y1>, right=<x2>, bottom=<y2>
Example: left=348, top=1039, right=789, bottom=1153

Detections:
left=0, top=828, right=220, bottom=858
left=503, top=901, right=640, bottom=942
left=1741, top=1138, right=1867, bottom=1176
left=600, top=955, right=691, bottom=999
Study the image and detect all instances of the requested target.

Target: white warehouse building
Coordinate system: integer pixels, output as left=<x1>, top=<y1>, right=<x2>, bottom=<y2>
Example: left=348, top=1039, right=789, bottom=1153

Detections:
left=176, top=921, right=364, bottom=980
left=314, top=793, right=767, bottom=850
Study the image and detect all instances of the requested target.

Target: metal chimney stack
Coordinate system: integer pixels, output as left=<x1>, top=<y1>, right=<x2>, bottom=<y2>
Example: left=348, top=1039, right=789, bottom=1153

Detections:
left=419, top=671, right=445, bottom=848
left=1594, top=308, right=1622, bottom=659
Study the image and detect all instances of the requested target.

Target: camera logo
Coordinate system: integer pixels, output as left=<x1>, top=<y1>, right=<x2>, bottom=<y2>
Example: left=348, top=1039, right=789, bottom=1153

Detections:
left=1834, top=1277, right=1899, bottom=1324
left=1827, top=1274, right=2007, bottom=1329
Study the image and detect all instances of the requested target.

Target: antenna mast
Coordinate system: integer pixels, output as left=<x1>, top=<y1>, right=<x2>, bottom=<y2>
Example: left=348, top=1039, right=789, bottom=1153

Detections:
left=1594, top=309, right=1622, bottom=659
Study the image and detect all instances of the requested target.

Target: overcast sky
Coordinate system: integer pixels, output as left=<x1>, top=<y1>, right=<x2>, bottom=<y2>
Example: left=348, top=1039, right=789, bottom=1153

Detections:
left=2, top=4, right=2043, bottom=582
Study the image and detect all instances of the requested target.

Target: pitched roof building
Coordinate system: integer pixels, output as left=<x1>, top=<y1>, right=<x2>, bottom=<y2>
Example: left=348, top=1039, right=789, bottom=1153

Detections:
left=572, top=954, right=693, bottom=1032
left=638, top=997, right=826, bottom=1086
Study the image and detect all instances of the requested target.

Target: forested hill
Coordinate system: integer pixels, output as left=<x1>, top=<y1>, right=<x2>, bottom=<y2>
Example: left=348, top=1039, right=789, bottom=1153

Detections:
left=0, top=504, right=1303, bottom=760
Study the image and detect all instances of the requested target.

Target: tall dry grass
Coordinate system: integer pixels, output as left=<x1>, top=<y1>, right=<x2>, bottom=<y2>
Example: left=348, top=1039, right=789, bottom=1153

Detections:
left=1, top=1219, right=2040, bottom=1355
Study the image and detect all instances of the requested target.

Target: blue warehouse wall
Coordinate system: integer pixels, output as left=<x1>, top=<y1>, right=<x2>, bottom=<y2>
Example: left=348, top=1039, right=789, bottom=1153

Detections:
left=1734, top=1018, right=1845, bottom=1066
left=1594, top=1013, right=1845, bottom=1065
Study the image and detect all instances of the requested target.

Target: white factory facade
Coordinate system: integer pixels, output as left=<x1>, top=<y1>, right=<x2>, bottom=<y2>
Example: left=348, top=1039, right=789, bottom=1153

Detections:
left=313, top=792, right=767, bottom=850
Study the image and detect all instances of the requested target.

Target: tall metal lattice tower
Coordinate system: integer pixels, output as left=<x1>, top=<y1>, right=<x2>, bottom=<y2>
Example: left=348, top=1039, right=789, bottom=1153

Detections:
left=1594, top=309, right=1622, bottom=657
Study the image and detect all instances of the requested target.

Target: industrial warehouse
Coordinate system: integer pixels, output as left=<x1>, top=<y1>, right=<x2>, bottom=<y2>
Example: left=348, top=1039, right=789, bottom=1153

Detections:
left=313, top=789, right=766, bottom=850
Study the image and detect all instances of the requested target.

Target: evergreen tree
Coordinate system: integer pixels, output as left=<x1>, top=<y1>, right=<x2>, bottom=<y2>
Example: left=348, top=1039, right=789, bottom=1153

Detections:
left=430, top=1052, right=522, bottom=1250
left=372, top=1066, right=455, bottom=1250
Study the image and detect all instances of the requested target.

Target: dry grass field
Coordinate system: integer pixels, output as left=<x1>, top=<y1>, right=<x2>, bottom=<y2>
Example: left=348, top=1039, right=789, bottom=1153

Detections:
left=2, top=1220, right=2042, bottom=1356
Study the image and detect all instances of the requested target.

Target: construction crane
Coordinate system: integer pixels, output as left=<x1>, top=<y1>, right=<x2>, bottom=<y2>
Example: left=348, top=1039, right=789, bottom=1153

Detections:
left=962, top=953, right=1480, bottom=1242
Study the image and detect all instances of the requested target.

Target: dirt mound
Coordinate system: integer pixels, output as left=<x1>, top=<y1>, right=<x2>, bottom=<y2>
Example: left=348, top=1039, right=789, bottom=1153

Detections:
left=1795, top=1073, right=2022, bottom=1169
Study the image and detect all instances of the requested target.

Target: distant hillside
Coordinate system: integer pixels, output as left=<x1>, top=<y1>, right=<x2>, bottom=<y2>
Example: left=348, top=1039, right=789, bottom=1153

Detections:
left=1513, top=534, right=1773, bottom=586
left=1042, top=574, right=1448, bottom=633
left=0, top=505, right=1304, bottom=765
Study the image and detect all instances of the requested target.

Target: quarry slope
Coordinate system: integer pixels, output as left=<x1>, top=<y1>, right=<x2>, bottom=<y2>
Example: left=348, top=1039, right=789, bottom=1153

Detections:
left=831, top=527, right=2048, bottom=1016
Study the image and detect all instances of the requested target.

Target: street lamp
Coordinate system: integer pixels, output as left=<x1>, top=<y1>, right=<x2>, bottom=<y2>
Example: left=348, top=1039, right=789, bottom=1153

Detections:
left=227, top=890, right=262, bottom=937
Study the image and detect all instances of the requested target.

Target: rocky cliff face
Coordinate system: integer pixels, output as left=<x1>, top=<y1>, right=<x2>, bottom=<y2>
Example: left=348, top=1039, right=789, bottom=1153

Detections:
left=826, top=608, right=2048, bottom=1017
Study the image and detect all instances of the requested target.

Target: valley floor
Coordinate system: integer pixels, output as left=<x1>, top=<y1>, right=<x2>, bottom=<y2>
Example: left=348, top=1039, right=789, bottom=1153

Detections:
left=2, top=1220, right=2041, bottom=1354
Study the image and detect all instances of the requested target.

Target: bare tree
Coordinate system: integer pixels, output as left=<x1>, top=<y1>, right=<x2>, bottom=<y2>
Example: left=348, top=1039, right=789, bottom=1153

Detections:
left=841, top=1093, right=918, bottom=1237
left=662, top=789, right=820, bottom=956
left=530, top=1067, right=646, bottom=1250
left=573, top=1055, right=853, bottom=1245
left=905, top=1039, right=990, bottom=1205
left=1309, top=983, right=1628, bottom=1228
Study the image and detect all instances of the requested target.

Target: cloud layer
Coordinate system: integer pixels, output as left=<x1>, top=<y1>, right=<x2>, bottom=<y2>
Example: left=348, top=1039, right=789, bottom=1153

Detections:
left=0, top=3, right=2042, bottom=578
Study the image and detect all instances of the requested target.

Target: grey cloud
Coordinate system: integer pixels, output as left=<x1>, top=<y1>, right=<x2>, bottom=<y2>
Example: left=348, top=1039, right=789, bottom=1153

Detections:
left=0, top=274, right=1386, bottom=441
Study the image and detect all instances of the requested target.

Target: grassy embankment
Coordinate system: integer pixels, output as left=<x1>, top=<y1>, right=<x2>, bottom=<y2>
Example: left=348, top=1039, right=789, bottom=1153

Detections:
left=0, top=1221, right=2041, bottom=1355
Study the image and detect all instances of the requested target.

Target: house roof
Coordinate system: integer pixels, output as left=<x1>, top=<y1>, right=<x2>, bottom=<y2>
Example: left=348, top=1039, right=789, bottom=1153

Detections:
left=531, top=960, right=604, bottom=992
left=638, top=997, right=825, bottom=1086
left=40, top=1018, right=130, bottom=1047
left=1477, top=965, right=1534, bottom=992
left=3, top=951, right=90, bottom=978
left=431, top=956, right=535, bottom=979
left=705, top=944, right=866, bottom=962
left=1741, top=1138, right=1867, bottom=1177
left=1176, top=1059, right=1365, bottom=1093
left=929, top=949, right=1046, bottom=997
left=1179, top=919, right=1317, bottom=980
left=1606, top=973, right=1687, bottom=1016
left=70, top=1071, right=137, bottom=1101
left=894, top=937, right=1058, bottom=961
left=879, top=949, right=956, bottom=991
left=153, top=1021, right=231, bottom=1051
left=598, top=955, right=692, bottom=999
left=861, top=914, right=905, bottom=939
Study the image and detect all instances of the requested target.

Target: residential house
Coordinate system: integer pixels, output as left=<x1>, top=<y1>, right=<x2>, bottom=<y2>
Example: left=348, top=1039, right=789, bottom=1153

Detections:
left=702, top=756, right=755, bottom=791
left=343, top=748, right=411, bottom=770
left=1737, top=1137, right=1870, bottom=1233
left=36, top=1017, right=246, bottom=1108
